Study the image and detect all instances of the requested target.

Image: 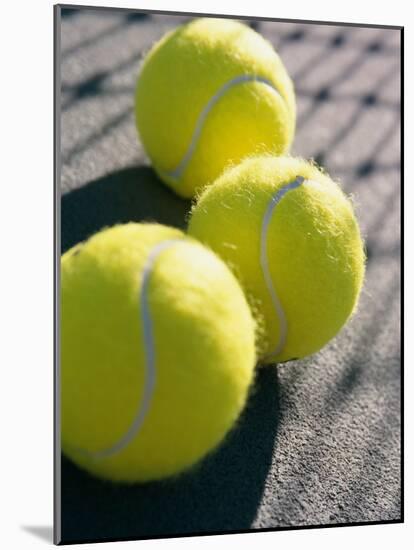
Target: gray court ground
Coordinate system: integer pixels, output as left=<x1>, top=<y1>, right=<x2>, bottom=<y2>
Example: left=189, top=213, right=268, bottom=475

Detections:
left=58, top=6, right=401, bottom=544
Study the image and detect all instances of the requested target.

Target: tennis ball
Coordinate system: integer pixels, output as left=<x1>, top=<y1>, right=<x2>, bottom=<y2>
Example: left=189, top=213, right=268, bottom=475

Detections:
left=188, top=156, right=365, bottom=363
left=61, top=223, right=256, bottom=483
left=135, top=18, right=296, bottom=198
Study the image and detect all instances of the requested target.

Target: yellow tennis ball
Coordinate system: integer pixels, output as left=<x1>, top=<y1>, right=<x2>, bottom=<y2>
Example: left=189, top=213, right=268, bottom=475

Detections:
left=61, top=223, right=256, bottom=483
left=135, top=18, right=296, bottom=198
left=188, top=156, right=365, bottom=363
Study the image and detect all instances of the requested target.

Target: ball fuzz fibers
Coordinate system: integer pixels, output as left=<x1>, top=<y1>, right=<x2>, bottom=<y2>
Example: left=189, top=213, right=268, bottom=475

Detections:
left=135, top=18, right=296, bottom=198
left=61, top=223, right=256, bottom=483
left=188, top=156, right=365, bottom=364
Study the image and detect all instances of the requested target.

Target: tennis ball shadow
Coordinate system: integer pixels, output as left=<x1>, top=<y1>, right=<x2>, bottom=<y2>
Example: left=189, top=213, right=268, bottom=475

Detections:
left=60, top=366, right=280, bottom=544
left=61, top=166, right=191, bottom=253
left=60, top=165, right=280, bottom=542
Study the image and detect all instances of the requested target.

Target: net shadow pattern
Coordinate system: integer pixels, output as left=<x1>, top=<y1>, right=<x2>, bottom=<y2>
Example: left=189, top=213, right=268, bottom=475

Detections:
left=59, top=7, right=402, bottom=543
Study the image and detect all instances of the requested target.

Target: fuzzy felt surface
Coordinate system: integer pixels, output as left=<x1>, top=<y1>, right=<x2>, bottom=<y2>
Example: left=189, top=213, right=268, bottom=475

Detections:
left=135, top=18, right=295, bottom=197
left=189, top=156, right=365, bottom=362
left=61, top=223, right=256, bottom=482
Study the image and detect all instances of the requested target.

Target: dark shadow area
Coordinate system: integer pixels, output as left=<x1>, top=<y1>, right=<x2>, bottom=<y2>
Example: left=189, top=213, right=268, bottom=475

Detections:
left=125, top=12, right=151, bottom=23
left=367, top=181, right=400, bottom=243
left=62, top=108, right=133, bottom=162
left=331, top=33, right=347, bottom=48
left=366, top=41, right=383, bottom=54
left=61, top=166, right=191, bottom=252
left=61, top=16, right=130, bottom=58
left=248, top=20, right=261, bottom=31
left=60, top=366, right=280, bottom=543
left=70, top=71, right=108, bottom=100
left=21, top=526, right=53, bottom=543
left=61, top=41, right=142, bottom=111
left=61, top=8, right=80, bottom=19
left=62, top=71, right=109, bottom=111
left=324, top=359, right=364, bottom=413
left=297, top=60, right=399, bottom=135
left=312, top=152, right=325, bottom=168
left=61, top=10, right=185, bottom=60
left=365, top=241, right=400, bottom=262
left=285, top=29, right=306, bottom=42
left=356, top=160, right=376, bottom=178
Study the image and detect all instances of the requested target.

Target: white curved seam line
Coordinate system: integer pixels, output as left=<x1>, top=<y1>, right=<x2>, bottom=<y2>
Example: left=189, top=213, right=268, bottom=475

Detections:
left=260, top=176, right=305, bottom=362
left=81, top=238, right=183, bottom=460
left=161, top=75, right=283, bottom=183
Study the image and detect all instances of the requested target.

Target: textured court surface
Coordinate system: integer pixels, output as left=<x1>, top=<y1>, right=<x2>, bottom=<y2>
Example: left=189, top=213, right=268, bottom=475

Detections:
left=58, top=6, right=402, bottom=544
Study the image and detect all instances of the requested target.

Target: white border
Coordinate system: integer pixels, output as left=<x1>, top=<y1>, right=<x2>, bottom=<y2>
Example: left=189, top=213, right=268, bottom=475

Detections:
left=1, top=1, right=408, bottom=548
